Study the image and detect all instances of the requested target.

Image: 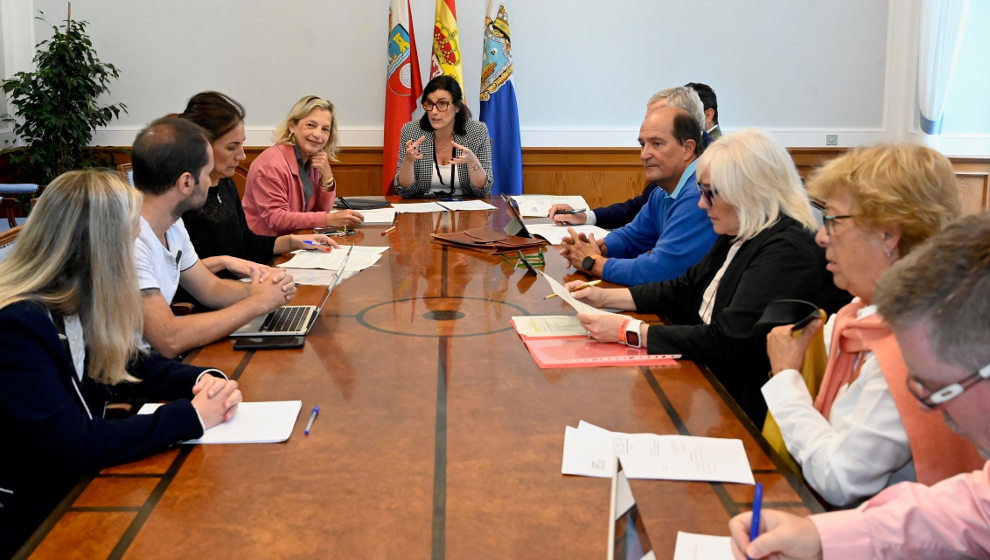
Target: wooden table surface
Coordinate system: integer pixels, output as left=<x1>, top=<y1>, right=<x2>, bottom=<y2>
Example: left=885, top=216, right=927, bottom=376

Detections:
left=18, top=200, right=821, bottom=560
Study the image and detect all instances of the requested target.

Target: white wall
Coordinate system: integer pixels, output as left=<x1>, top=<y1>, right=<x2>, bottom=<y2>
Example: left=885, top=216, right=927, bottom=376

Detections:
left=5, top=0, right=906, bottom=149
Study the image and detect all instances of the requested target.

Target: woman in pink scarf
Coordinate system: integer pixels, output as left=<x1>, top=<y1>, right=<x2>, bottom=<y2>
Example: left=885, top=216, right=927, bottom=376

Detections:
left=760, top=144, right=983, bottom=507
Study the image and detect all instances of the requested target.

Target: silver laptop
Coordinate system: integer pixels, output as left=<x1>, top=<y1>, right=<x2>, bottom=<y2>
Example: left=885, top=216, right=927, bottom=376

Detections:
left=230, top=245, right=353, bottom=337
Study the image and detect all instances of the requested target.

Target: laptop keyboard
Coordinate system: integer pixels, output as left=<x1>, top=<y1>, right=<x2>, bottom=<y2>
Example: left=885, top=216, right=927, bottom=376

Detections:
left=260, top=306, right=308, bottom=333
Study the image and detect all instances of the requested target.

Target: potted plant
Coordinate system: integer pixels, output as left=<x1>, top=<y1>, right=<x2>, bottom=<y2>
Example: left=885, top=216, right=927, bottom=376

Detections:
left=1, top=8, right=127, bottom=186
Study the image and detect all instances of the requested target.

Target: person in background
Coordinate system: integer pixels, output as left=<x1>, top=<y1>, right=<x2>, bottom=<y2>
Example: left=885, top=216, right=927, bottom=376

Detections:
left=133, top=117, right=296, bottom=358
left=686, top=82, right=721, bottom=140
left=558, top=106, right=718, bottom=286
left=179, top=91, right=336, bottom=279
left=549, top=86, right=707, bottom=229
left=243, top=95, right=364, bottom=235
left=0, top=170, right=241, bottom=557
left=394, top=75, right=493, bottom=198
left=759, top=144, right=980, bottom=507
left=730, top=212, right=990, bottom=560
left=570, top=129, right=849, bottom=424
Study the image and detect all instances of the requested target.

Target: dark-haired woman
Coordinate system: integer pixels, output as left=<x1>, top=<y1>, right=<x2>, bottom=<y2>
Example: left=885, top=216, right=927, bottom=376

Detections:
left=394, top=75, right=493, bottom=198
left=178, top=92, right=335, bottom=282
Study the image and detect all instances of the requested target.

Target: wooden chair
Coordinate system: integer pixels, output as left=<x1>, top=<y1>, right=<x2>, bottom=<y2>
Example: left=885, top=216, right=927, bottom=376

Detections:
left=0, top=225, right=22, bottom=262
left=1, top=197, right=17, bottom=228
left=117, top=163, right=134, bottom=186
left=0, top=183, right=39, bottom=228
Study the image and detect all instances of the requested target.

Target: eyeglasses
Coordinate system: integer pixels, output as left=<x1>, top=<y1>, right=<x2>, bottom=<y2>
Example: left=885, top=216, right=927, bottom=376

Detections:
left=422, top=99, right=451, bottom=112
left=811, top=199, right=856, bottom=235
left=697, top=183, right=719, bottom=205
left=906, top=363, right=990, bottom=409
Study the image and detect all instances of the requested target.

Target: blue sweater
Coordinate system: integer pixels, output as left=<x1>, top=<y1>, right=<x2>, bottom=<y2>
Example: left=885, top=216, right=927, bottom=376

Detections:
left=602, top=161, right=718, bottom=286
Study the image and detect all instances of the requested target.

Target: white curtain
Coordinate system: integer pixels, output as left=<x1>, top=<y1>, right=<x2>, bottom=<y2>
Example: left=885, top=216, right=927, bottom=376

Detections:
left=917, top=0, right=969, bottom=138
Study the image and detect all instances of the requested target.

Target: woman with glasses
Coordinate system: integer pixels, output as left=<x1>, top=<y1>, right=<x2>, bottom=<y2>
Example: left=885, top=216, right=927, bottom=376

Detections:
left=394, top=76, right=493, bottom=198
left=758, top=144, right=982, bottom=507
left=0, top=170, right=241, bottom=556
left=243, top=95, right=364, bottom=236
left=570, top=129, right=849, bottom=425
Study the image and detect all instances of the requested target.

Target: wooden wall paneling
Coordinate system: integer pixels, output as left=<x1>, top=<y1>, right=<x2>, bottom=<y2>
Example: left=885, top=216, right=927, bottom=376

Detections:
left=4, top=147, right=987, bottom=214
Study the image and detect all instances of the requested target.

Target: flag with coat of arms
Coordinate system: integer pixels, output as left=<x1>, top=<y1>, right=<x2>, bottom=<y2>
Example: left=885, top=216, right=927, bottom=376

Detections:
left=480, top=0, right=522, bottom=196
left=383, top=0, right=423, bottom=195
left=430, top=0, right=463, bottom=88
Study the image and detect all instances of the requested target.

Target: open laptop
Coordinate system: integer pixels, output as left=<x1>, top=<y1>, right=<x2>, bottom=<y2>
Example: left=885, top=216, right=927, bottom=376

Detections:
left=608, top=457, right=655, bottom=560
left=230, top=245, right=353, bottom=337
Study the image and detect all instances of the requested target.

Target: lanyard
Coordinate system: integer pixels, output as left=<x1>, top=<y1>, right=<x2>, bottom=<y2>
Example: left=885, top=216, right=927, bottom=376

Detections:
left=432, top=143, right=456, bottom=195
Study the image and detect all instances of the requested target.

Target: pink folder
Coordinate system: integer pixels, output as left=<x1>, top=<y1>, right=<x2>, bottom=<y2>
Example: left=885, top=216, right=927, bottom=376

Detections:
left=519, top=336, right=679, bottom=369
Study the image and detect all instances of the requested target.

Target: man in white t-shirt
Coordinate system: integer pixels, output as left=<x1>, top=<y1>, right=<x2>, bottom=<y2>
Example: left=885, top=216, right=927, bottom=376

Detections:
left=132, top=117, right=295, bottom=358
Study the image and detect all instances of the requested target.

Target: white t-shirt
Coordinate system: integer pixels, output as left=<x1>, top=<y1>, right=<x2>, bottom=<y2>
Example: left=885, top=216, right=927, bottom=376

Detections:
left=134, top=216, right=199, bottom=304
left=429, top=163, right=463, bottom=197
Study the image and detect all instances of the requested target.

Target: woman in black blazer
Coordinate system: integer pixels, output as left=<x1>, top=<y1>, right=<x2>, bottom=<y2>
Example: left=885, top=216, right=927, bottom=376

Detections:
left=394, top=75, right=493, bottom=198
left=0, top=170, right=242, bottom=556
left=571, top=129, right=850, bottom=424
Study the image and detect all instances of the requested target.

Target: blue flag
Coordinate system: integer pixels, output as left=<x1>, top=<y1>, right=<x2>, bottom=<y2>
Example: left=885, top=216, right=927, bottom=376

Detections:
left=479, top=0, right=522, bottom=196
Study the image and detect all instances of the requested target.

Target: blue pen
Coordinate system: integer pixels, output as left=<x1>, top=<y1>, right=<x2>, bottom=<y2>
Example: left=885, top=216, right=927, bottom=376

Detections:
left=748, top=482, right=764, bottom=559
left=304, top=406, right=319, bottom=435
left=303, top=240, right=326, bottom=248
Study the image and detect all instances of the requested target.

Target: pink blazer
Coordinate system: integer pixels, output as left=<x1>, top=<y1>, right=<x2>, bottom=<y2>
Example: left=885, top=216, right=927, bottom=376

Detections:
left=243, top=143, right=336, bottom=236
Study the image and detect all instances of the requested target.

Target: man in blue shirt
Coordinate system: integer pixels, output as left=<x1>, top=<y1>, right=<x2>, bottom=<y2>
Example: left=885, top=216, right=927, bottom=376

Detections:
left=559, top=106, right=717, bottom=286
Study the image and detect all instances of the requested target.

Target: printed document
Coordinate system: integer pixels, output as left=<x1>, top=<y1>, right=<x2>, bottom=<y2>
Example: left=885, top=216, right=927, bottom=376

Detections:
left=561, top=420, right=754, bottom=484
left=526, top=223, right=610, bottom=245
left=510, top=194, right=589, bottom=217
left=539, top=271, right=612, bottom=316
left=672, top=532, right=733, bottom=560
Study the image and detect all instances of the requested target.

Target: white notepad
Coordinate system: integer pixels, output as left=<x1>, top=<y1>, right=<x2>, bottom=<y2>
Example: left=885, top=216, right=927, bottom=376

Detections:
left=138, top=400, right=303, bottom=444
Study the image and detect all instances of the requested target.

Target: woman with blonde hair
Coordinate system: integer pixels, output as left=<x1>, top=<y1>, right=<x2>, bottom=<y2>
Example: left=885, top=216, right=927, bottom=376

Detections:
left=0, top=170, right=241, bottom=556
left=243, top=95, right=364, bottom=235
left=571, top=129, right=849, bottom=424
left=761, top=143, right=983, bottom=507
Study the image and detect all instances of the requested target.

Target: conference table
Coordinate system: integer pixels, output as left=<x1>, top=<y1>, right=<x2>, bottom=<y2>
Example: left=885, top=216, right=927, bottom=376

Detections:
left=18, top=198, right=822, bottom=560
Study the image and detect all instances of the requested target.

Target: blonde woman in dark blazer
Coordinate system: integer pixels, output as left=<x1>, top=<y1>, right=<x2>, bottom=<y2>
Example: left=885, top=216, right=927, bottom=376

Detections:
left=394, top=76, right=493, bottom=198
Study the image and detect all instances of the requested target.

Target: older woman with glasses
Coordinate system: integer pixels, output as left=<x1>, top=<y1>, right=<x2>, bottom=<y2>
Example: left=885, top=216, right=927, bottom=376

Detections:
left=394, top=75, right=493, bottom=198
left=759, top=144, right=983, bottom=508
left=570, top=129, right=849, bottom=425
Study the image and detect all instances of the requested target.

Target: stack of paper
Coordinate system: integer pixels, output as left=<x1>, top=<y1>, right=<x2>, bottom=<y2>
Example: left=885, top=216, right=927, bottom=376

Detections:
left=277, top=245, right=389, bottom=286
left=561, top=420, right=755, bottom=484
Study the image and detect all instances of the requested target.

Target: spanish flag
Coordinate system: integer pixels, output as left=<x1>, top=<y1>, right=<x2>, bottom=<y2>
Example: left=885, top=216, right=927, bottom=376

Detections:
left=430, top=0, right=463, bottom=89
left=383, top=0, right=423, bottom=195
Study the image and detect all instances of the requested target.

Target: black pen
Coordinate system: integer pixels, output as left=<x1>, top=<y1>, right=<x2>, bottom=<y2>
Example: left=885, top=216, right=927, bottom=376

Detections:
left=553, top=209, right=587, bottom=216
left=338, top=197, right=353, bottom=210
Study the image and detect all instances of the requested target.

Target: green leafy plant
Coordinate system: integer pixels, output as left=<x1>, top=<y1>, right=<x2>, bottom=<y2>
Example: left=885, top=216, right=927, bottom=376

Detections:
left=1, top=11, right=127, bottom=185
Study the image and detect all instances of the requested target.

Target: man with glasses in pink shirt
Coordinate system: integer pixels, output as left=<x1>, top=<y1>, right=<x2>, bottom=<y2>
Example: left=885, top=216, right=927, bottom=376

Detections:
left=729, top=212, right=990, bottom=559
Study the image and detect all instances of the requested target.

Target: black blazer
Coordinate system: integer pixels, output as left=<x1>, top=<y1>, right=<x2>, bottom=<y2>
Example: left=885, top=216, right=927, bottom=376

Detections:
left=593, top=183, right=657, bottom=230
left=0, top=301, right=217, bottom=557
left=629, top=215, right=850, bottom=424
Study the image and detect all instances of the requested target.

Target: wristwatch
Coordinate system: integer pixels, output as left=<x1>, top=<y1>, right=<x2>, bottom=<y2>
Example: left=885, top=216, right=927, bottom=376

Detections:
left=581, top=255, right=598, bottom=271
left=621, top=319, right=643, bottom=348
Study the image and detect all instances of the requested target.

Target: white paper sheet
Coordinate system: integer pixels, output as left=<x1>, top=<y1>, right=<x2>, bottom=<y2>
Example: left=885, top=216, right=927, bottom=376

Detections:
left=138, top=400, right=303, bottom=444
left=561, top=421, right=755, bottom=484
left=437, top=199, right=497, bottom=211
left=332, top=207, right=396, bottom=225
left=393, top=202, right=449, bottom=213
left=278, top=245, right=387, bottom=270
left=509, top=194, right=590, bottom=217
left=538, top=271, right=612, bottom=316
left=672, top=532, right=733, bottom=560
left=511, top=315, right=587, bottom=337
left=526, top=223, right=611, bottom=245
